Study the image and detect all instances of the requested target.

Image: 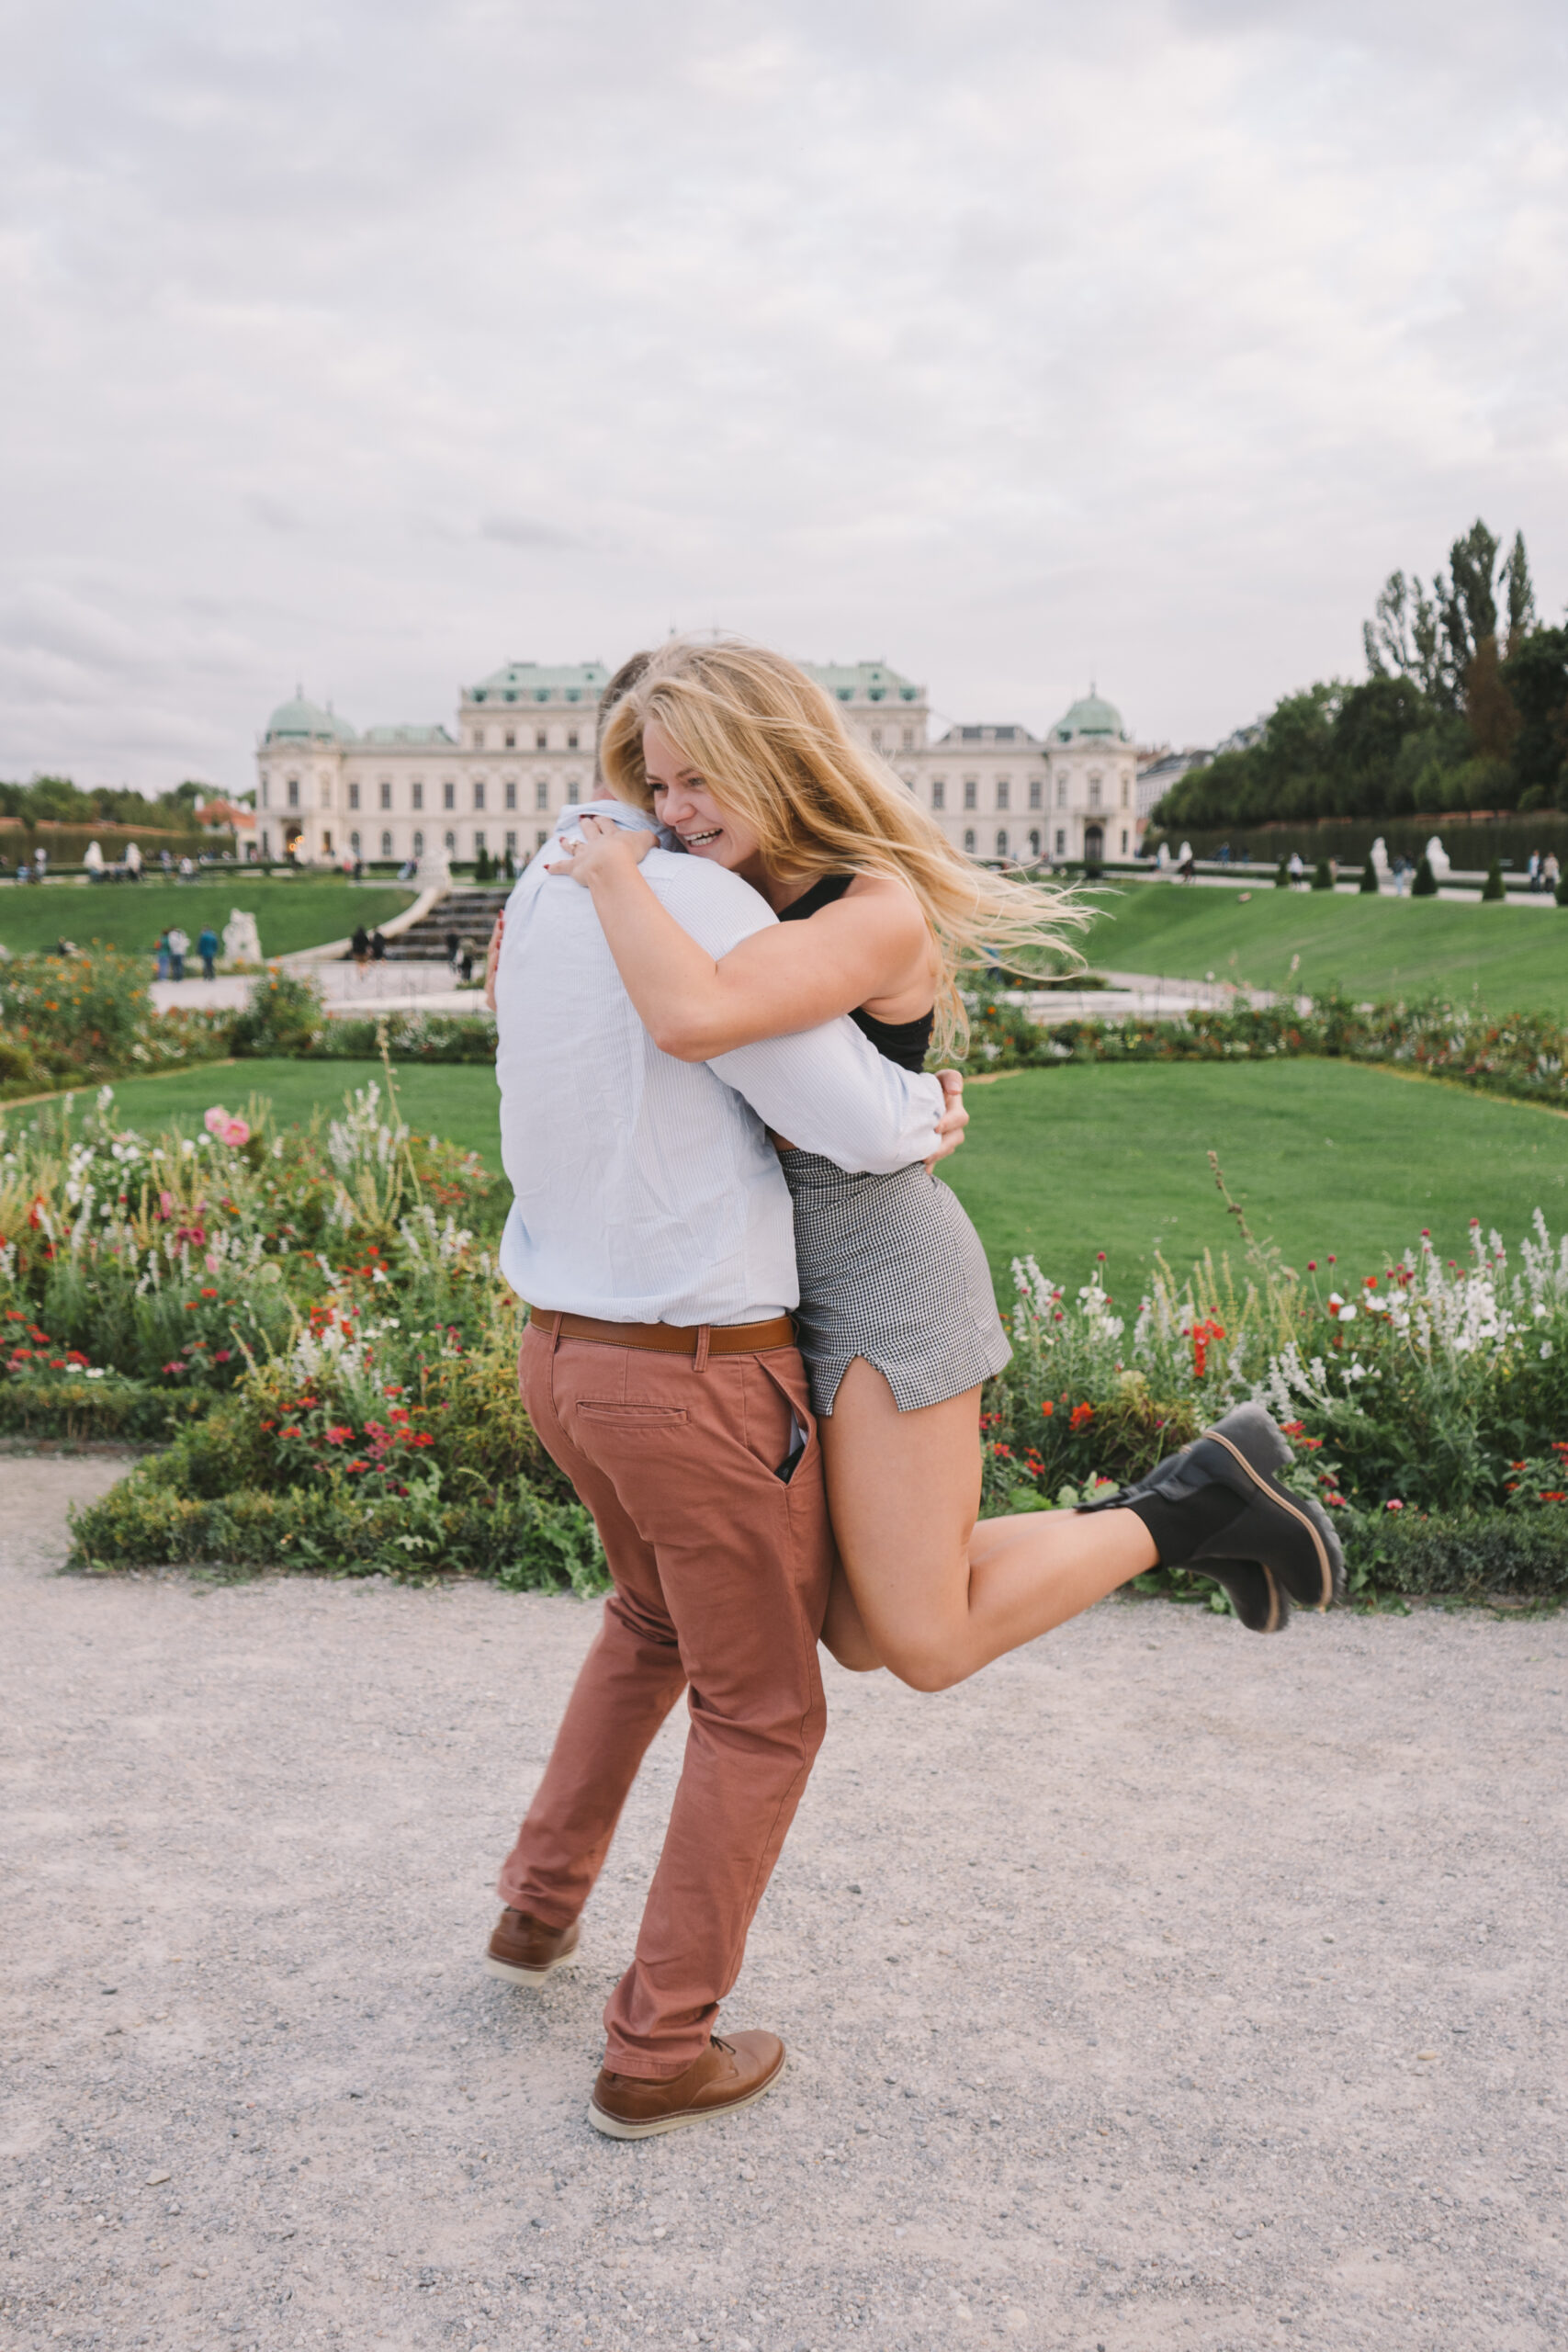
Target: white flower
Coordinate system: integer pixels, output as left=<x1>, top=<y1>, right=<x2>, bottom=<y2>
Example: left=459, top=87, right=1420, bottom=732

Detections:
left=1542, top=1341, right=1554, bottom=1361
left=1337, top=1305, right=1357, bottom=1322
left=85, top=1367, right=106, bottom=1381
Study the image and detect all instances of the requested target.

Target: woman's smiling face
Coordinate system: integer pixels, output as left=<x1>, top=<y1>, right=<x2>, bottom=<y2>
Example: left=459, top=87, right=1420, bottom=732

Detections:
left=643, top=721, right=763, bottom=876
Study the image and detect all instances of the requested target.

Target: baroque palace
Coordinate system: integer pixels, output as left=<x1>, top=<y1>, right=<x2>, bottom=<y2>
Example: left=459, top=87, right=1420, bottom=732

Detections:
left=255, top=660, right=1142, bottom=871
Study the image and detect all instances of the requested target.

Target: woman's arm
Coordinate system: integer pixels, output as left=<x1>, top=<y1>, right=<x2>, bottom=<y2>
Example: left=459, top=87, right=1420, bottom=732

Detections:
left=547, top=817, right=932, bottom=1060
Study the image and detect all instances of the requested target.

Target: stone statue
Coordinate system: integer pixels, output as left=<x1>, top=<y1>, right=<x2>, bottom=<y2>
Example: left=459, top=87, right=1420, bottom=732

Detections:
left=1370, top=837, right=1390, bottom=885
left=1424, top=835, right=1450, bottom=883
left=223, top=910, right=263, bottom=967
left=417, top=840, right=452, bottom=889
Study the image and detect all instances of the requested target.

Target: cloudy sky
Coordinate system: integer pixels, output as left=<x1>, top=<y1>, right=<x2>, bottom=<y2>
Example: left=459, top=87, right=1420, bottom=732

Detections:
left=4, top=0, right=1565, bottom=793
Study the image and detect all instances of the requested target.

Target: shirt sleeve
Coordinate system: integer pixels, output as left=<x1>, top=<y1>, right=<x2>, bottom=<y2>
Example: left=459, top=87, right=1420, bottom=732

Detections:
left=646, top=856, right=944, bottom=1175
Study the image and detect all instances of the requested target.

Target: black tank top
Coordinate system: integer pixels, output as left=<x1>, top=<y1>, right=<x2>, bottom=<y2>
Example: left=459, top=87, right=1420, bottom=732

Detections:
left=775, top=873, right=935, bottom=1073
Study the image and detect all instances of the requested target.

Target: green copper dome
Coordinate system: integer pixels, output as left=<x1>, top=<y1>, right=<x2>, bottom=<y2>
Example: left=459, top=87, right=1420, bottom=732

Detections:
left=1051, top=691, right=1127, bottom=744
left=263, top=693, right=358, bottom=746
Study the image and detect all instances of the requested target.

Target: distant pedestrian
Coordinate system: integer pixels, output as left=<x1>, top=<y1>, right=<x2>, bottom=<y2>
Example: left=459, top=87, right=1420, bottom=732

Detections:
left=197, top=924, right=220, bottom=981
left=370, top=929, right=387, bottom=961
left=1288, top=850, right=1305, bottom=888
left=178, top=856, right=195, bottom=881
left=458, top=944, right=475, bottom=984
left=34, top=847, right=48, bottom=880
left=446, top=928, right=461, bottom=971
left=351, top=924, right=371, bottom=967
left=1528, top=852, right=1542, bottom=893
left=155, top=930, right=172, bottom=981
left=1544, top=853, right=1562, bottom=893
left=166, top=925, right=189, bottom=981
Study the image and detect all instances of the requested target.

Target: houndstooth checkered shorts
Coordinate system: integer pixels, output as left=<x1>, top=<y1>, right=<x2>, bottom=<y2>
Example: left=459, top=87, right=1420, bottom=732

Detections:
left=777, top=1150, right=1013, bottom=1416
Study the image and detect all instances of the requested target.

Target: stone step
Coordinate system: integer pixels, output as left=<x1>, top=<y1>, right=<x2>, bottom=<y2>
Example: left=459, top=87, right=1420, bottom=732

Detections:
left=382, top=888, right=511, bottom=961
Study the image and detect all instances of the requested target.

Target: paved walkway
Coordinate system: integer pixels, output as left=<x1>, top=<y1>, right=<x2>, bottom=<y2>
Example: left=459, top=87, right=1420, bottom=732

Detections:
left=150, top=964, right=486, bottom=1019
left=4, top=1458, right=1564, bottom=2349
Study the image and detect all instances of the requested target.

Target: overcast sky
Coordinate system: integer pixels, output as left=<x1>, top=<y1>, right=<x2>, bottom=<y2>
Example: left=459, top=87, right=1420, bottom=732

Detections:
left=4, top=0, right=1565, bottom=794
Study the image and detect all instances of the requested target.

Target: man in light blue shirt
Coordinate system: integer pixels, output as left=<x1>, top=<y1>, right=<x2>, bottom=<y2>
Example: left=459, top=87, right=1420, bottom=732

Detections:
left=486, top=800, right=958, bottom=2140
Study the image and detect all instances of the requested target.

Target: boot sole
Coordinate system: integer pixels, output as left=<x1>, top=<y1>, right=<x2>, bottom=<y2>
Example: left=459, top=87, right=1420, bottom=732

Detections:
left=1201, top=1415, right=1341, bottom=1611
left=483, top=1949, right=579, bottom=1988
left=586, top=2056, right=785, bottom=2140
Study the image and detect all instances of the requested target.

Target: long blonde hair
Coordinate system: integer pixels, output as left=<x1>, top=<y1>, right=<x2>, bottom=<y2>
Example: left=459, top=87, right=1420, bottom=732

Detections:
left=600, top=636, right=1089, bottom=1056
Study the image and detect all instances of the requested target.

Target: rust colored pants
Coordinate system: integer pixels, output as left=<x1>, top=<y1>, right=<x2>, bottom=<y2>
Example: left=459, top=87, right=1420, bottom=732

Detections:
left=496, top=1319, right=834, bottom=2078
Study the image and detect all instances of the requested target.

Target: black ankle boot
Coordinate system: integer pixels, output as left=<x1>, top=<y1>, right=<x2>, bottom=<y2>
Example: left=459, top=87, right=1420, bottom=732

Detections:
left=1078, top=1402, right=1344, bottom=1634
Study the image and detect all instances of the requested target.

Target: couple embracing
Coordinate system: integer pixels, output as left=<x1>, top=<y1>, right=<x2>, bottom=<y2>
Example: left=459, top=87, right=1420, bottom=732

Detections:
left=483, top=639, right=1342, bottom=2141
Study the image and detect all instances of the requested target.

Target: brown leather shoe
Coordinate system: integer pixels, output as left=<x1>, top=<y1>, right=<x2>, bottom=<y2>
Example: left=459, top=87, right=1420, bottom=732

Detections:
left=483, top=1907, right=581, bottom=1986
left=588, top=2031, right=784, bottom=2140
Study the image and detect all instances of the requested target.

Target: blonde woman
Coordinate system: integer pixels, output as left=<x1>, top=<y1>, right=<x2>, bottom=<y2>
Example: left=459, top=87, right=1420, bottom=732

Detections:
left=548, top=639, right=1343, bottom=1684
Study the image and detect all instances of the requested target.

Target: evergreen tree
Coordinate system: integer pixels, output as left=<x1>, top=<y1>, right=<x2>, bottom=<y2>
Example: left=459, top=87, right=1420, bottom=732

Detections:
left=1359, top=858, right=1379, bottom=893
left=1481, top=858, right=1506, bottom=901
left=1413, top=855, right=1438, bottom=898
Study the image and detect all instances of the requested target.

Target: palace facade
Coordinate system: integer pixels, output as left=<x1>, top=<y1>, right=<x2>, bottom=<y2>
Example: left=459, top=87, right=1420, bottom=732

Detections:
left=254, top=660, right=1143, bottom=871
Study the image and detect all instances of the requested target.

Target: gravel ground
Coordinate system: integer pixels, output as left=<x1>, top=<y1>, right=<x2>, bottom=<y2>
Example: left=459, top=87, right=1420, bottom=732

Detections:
left=4, top=1456, right=1566, bottom=2352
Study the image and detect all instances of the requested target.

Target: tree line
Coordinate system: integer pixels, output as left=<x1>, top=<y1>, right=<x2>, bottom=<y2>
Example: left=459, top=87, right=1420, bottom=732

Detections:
left=0, top=776, right=221, bottom=831
left=1154, top=522, right=1568, bottom=832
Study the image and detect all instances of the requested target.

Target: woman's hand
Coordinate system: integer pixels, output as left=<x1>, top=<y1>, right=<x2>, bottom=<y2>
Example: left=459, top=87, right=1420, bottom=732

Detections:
left=545, top=813, right=656, bottom=888
left=483, top=912, right=504, bottom=1012
left=924, top=1069, right=968, bottom=1172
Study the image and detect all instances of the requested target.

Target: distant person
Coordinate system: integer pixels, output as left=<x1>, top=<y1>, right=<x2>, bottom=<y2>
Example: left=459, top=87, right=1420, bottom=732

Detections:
left=445, top=927, right=461, bottom=971
left=355, top=855, right=365, bottom=882
left=166, top=925, right=189, bottom=981
left=1218, top=841, right=1231, bottom=866
left=125, top=841, right=141, bottom=879
left=351, top=923, right=371, bottom=967
left=1544, top=852, right=1562, bottom=894
left=34, top=846, right=48, bottom=880
left=1528, top=851, right=1542, bottom=893
left=161, top=848, right=173, bottom=874
left=179, top=855, right=195, bottom=881
left=370, top=928, right=387, bottom=961
left=457, top=943, right=474, bottom=984
left=197, top=924, right=220, bottom=981
left=155, top=930, right=172, bottom=981
left=1288, top=850, right=1305, bottom=888
left=1178, top=842, right=1196, bottom=883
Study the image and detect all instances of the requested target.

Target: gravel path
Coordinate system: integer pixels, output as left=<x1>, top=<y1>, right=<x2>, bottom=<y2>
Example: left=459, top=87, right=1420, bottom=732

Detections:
left=4, top=1457, right=1566, bottom=2351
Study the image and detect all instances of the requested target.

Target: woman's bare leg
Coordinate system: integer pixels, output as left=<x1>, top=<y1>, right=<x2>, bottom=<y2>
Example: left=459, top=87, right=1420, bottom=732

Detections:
left=818, top=1359, right=1156, bottom=1691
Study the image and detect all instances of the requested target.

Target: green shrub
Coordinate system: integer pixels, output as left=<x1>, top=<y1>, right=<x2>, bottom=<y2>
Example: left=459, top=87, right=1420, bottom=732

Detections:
left=1358, top=860, right=1379, bottom=893
left=1274, top=856, right=1290, bottom=888
left=1412, top=854, right=1438, bottom=897
left=1481, top=859, right=1506, bottom=901
left=1311, top=858, right=1333, bottom=890
left=229, top=968, right=328, bottom=1056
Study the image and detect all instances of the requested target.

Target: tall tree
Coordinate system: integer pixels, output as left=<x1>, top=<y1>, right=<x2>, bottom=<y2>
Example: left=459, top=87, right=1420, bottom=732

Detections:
left=1364, top=519, right=1535, bottom=712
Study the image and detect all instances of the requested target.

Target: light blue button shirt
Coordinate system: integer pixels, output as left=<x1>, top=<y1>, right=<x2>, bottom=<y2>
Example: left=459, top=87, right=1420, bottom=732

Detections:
left=495, top=804, right=944, bottom=1324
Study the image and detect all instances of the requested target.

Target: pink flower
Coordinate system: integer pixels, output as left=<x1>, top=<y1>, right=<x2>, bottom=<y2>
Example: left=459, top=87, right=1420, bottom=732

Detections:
left=1385, top=1498, right=1404, bottom=1511
left=203, top=1105, right=251, bottom=1148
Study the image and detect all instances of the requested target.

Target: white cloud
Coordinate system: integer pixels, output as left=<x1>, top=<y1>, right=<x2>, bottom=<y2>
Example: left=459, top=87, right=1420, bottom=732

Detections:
left=1, top=0, right=1565, bottom=787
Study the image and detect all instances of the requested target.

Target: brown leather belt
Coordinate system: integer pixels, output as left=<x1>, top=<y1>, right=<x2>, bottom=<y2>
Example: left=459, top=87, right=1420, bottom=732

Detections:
left=525, top=1306, right=796, bottom=1357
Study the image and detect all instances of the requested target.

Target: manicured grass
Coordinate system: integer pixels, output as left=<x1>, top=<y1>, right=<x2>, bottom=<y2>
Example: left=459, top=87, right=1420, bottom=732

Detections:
left=1082, top=879, right=1568, bottom=1014
left=940, top=1059, right=1568, bottom=1289
left=0, top=878, right=415, bottom=961
left=51, top=1053, right=1568, bottom=1297
left=41, top=1058, right=509, bottom=1175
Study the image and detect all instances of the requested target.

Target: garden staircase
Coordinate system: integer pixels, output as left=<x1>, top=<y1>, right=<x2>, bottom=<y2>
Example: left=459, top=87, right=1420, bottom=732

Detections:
left=383, top=886, right=510, bottom=961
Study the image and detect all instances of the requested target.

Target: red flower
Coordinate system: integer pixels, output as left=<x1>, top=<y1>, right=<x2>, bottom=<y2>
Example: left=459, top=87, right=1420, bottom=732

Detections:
left=162, top=1359, right=186, bottom=1375
left=1041, top=1401, right=1054, bottom=1417
left=212, top=1350, right=232, bottom=1365
left=322, top=1424, right=355, bottom=1446
left=278, top=1425, right=302, bottom=1441
left=1069, top=1402, right=1094, bottom=1431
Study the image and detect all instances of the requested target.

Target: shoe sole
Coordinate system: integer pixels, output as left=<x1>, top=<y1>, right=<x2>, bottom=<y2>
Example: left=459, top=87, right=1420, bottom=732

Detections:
left=1201, top=1411, right=1341, bottom=1611
left=483, top=1949, right=579, bottom=1988
left=586, top=2055, right=785, bottom=2141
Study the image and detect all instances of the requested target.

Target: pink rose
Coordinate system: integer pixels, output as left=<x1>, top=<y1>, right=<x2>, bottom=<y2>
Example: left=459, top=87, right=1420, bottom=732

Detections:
left=204, top=1105, right=250, bottom=1148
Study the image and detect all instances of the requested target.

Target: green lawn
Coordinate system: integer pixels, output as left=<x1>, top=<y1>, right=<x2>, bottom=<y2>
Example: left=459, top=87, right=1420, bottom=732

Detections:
left=0, top=878, right=416, bottom=961
left=1081, top=879, right=1568, bottom=1014
left=35, top=1053, right=1568, bottom=1295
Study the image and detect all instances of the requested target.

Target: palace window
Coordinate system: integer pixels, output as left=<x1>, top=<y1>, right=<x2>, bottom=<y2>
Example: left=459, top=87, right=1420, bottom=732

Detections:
left=443, top=781, right=456, bottom=811
left=412, top=781, right=423, bottom=811
left=871, top=728, right=882, bottom=749
left=504, top=730, right=516, bottom=750
left=380, top=831, right=393, bottom=858
left=1028, top=829, right=1042, bottom=860
left=473, top=780, right=486, bottom=811
left=472, top=729, right=485, bottom=750
left=1028, top=778, right=1042, bottom=809
left=260, top=777, right=269, bottom=808
left=1121, top=776, right=1130, bottom=808
left=348, top=783, right=360, bottom=810
left=931, top=779, right=945, bottom=810
left=996, top=779, right=1010, bottom=811
left=444, top=830, right=457, bottom=852
left=995, top=829, right=1009, bottom=858
left=504, top=780, right=517, bottom=810
left=567, top=730, right=580, bottom=751
left=535, top=778, right=549, bottom=811
left=473, top=831, right=486, bottom=855
left=536, top=829, right=549, bottom=850
left=963, top=829, right=976, bottom=854
left=412, top=830, right=424, bottom=856
left=1055, top=827, right=1066, bottom=856
left=505, top=831, right=517, bottom=855
left=1055, top=777, right=1067, bottom=808
left=349, top=831, right=361, bottom=854
left=1089, top=776, right=1102, bottom=810
left=1121, top=828, right=1130, bottom=854
left=287, top=778, right=299, bottom=808
left=379, top=781, right=392, bottom=810
left=902, top=728, right=915, bottom=749
left=963, top=779, right=977, bottom=810
left=536, top=729, right=548, bottom=750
